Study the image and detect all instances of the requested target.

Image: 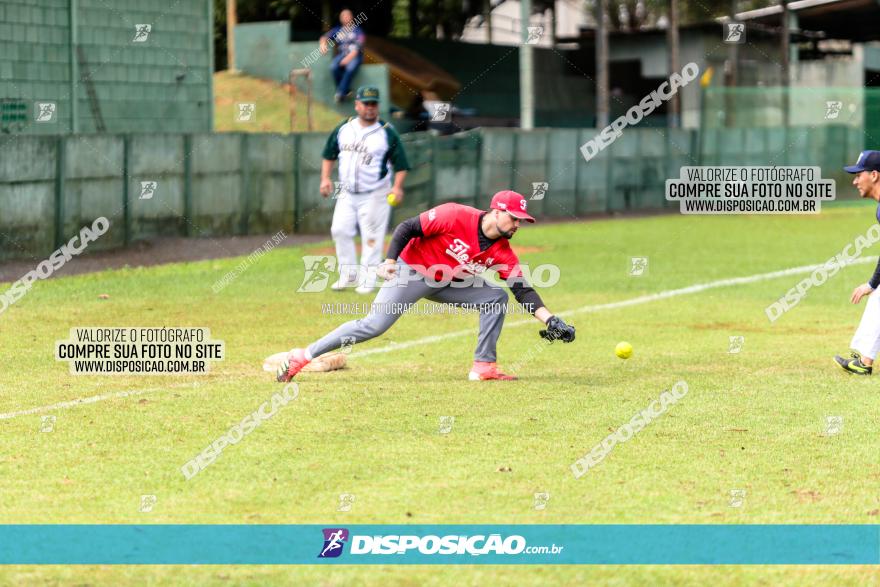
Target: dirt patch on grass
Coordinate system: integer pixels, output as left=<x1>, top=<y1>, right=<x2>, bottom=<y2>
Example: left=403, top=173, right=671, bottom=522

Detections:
left=306, top=243, right=549, bottom=257
left=791, top=489, right=822, bottom=503
left=512, top=245, right=548, bottom=255
left=0, top=234, right=326, bottom=283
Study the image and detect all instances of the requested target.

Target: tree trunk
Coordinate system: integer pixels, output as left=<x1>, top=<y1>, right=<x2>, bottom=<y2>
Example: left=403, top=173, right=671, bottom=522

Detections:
left=409, top=0, right=419, bottom=38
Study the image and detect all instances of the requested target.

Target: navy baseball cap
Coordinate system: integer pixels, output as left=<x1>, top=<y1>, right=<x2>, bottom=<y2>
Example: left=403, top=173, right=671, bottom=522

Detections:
left=844, top=150, right=880, bottom=173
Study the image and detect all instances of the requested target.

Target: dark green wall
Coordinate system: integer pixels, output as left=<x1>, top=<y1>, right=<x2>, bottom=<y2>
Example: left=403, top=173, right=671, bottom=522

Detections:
left=0, top=0, right=213, bottom=134
left=391, top=38, right=595, bottom=127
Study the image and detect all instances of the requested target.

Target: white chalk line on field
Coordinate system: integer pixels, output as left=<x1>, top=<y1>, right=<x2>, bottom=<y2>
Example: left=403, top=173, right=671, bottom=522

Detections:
left=1, top=257, right=874, bottom=420
left=0, top=388, right=155, bottom=420
left=350, top=256, right=878, bottom=358
left=0, top=381, right=201, bottom=421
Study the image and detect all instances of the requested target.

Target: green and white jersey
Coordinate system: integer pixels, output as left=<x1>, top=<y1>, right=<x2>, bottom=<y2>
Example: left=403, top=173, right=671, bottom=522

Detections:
left=322, top=117, right=411, bottom=194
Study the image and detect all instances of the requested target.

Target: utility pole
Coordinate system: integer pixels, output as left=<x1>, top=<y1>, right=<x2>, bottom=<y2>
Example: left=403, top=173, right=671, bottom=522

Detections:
left=667, top=0, right=679, bottom=128
left=725, top=0, right=738, bottom=126
left=227, top=0, right=237, bottom=72
left=596, top=0, right=609, bottom=127
left=780, top=0, right=789, bottom=127
left=519, top=0, right=534, bottom=129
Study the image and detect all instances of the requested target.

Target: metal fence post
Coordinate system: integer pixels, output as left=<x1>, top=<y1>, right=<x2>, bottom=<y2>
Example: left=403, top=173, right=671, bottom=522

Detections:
left=54, top=135, right=66, bottom=249
left=604, top=140, right=613, bottom=214
left=574, top=131, right=581, bottom=216
left=473, top=130, right=482, bottom=207
left=122, top=134, right=130, bottom=246
left=239, top=132, right=250, bottom=235
left=183, top=134, right=193, bottom=236
left=292, top=134, right=301, bottom=233
left=509, top=131, right=518, bottom=190
left=428, top=133, right=437, bottom=209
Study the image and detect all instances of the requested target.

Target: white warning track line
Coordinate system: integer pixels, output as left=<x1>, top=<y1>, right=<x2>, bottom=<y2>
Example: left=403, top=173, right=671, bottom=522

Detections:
left=2, top=257, right=874, bottom=419
left=553, top=256, right=877, bottom=319
left=351, top=257, right=876, bottom=358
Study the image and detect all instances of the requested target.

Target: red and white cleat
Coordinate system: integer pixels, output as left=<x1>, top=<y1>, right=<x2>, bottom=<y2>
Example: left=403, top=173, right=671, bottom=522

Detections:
left=276, top=348, right=311, bottom=382
left=468, top=361, right=518, bottom=381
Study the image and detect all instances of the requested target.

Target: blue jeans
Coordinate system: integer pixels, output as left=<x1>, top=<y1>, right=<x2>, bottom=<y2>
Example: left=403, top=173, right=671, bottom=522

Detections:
left=331, top=53, right=362, bottom=98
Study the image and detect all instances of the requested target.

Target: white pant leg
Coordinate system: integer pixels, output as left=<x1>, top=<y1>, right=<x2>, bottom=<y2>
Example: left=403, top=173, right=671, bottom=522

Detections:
left=850, top=289, right=880, bottom=359
left=354, top=187, right=392, bottom=288
left=330, top=192, right=359, bottom=280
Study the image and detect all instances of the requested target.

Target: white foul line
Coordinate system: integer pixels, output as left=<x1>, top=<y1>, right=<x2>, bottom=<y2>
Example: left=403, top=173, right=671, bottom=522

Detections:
left=351, top=257, right=877, bottom=358
left=0, top=388, right=155, bottom=420
left=1, top=257, right=874, bottom=419
left=0, top=381, right=204, bottom=420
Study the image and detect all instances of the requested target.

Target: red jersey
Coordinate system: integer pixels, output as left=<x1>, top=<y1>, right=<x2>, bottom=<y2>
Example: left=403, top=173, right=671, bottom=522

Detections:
left=399, top=203, right=522, bottom=281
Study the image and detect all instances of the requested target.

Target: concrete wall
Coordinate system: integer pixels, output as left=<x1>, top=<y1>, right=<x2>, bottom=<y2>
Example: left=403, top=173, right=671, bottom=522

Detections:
left=0, top=124, right=862, bottom=261
left=0, top=0, right=213, bottom=134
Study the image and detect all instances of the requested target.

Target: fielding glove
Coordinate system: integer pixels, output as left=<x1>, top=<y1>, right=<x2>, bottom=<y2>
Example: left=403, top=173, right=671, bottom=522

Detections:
left=539, top=315, right=575, bottom=343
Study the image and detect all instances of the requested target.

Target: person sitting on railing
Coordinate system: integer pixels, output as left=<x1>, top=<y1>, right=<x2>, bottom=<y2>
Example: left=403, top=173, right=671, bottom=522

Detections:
left=319, top=9, right=365, bottom=104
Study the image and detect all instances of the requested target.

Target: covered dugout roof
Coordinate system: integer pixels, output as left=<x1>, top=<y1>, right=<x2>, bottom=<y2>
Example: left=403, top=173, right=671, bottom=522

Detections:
left=729, top=0, right=880, bottom=43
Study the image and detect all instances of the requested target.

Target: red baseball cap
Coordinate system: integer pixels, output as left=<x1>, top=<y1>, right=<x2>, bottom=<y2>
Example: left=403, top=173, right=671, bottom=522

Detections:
left=490, top=190, right=535, bottom=223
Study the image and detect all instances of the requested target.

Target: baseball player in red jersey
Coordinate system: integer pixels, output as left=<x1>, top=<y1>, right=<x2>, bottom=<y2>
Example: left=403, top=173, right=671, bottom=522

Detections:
left=277, top=190, right=576, bottom=382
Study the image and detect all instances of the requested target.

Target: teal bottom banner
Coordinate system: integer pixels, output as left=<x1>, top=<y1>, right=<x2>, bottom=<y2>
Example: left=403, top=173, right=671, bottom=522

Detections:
left=0, top=525, right=877, bottom=564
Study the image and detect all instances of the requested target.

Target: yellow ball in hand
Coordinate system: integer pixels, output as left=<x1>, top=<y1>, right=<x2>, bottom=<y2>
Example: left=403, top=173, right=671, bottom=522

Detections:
left=615, top=341, right=633, bottom=359
left=387, top=193, right=398, bottom=207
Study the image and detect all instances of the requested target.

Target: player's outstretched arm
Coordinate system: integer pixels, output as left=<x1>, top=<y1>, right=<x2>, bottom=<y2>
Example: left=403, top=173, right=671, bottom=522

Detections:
left=535, top=307, right=552, bottom=323
left=505, top=277, right=575, bottom=342
left=378, top=216, right=424, bottom=280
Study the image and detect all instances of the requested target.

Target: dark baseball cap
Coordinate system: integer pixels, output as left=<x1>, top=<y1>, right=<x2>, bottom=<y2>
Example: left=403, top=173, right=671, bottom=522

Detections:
left=844, top=150, right=880, bottom=173
left=355, top=86, right=379, bottom=103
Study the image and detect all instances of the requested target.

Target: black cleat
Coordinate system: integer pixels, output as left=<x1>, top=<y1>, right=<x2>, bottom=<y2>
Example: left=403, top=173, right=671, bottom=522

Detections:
left=834, top=353, right=872, bottom=375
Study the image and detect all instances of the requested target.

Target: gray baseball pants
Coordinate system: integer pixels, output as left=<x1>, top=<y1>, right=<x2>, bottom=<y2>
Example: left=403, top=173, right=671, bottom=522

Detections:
left=307, top=260, right=509, bottom=362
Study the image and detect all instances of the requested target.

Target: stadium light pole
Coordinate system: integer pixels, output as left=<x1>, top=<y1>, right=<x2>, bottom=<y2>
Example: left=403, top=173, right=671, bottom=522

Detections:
left=519, top=0, right=535, bottom=129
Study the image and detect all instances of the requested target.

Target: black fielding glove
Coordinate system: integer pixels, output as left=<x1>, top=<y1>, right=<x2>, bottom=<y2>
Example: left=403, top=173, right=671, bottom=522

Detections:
left=539, top=316, right=575, bottom=343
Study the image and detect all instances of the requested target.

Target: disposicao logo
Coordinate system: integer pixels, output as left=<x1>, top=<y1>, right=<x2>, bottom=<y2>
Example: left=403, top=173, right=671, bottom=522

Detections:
left=316, top=530, right=563, bottom=558
left=318, top=528, right=349, bottom=558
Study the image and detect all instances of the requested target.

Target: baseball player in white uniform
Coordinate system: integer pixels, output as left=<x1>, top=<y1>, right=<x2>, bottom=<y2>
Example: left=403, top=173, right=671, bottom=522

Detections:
left=835, top=150, right=880, bottom=375
left=320, top=85, right=410, bottom=294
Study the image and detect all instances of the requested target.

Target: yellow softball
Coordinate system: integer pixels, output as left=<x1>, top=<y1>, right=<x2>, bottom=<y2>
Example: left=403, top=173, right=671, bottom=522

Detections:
left=615, top=341, right=633, bottom=359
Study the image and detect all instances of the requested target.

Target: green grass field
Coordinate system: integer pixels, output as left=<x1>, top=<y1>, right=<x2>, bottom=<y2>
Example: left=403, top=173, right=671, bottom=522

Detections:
left=3, top=204, right=880, bottom=584
left=214, top=71, right=342, bottom=134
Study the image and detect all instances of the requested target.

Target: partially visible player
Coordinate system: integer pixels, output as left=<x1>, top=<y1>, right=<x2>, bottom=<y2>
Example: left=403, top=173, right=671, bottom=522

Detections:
left=278, top=190, right=575, bottom=382
left=834, top=150, right=880, bottom=375
left=320, top=85, right=410, bottom=294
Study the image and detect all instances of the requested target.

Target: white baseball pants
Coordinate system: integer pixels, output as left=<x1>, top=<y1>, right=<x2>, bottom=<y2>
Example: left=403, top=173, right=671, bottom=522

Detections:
left=330, top=186, right=391, bottom=288
left=851, top=289, right=880, bottom=359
